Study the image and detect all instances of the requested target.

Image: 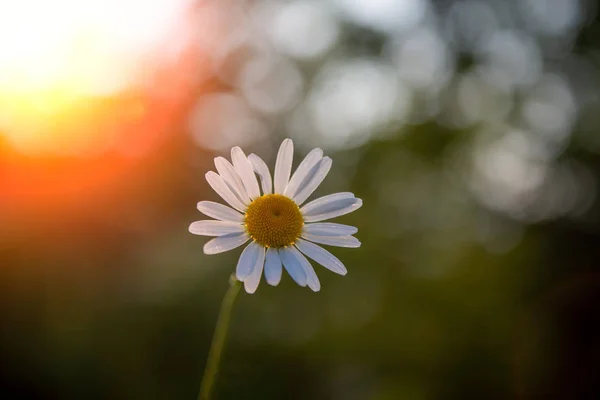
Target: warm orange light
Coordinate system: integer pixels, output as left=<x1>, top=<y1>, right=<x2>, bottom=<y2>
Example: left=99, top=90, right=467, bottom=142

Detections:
left=0, top=0, right=194, bottom=154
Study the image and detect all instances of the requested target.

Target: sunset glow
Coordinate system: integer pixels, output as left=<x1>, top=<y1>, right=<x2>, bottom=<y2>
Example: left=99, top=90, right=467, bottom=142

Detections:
left=0, top=0, right=195, bottom=154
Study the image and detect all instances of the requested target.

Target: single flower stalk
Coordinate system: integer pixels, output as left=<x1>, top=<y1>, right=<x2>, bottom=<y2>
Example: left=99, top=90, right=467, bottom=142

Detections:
left=191, top=138, right=362, bottom=399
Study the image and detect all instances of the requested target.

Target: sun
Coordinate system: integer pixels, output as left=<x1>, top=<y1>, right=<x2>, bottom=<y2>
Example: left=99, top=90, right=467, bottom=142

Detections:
left=0, top=0, right=192, bottom=94
left=0, top=0, right=195, bottom=154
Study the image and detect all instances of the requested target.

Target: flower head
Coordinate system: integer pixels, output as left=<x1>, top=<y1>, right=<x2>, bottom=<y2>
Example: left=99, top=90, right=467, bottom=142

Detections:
left=189, top=139, right=362, bottom=293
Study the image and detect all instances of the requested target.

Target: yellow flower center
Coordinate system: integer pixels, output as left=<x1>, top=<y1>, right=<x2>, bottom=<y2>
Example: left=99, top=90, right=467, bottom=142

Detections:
left=245, top=194, right=304, bottom=248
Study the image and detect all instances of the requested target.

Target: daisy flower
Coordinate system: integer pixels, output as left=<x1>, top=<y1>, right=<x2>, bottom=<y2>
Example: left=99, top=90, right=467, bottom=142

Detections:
left=189, top=139, right=362, bottom=293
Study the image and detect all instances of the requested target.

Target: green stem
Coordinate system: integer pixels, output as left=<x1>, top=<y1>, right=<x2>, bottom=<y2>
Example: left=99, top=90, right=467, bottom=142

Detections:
left=198, top=275, right=242, bottom=400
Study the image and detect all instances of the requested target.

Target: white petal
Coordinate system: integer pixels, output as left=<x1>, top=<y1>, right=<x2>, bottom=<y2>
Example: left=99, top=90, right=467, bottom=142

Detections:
left=248, top=154, right=273, bottom=195
left=231, top=147, right=261, bottom=200
left=244, top=247, right=265, bottom=294
left=283, top=148, right=323, bottom=198
left=301, top=234, right=361, bottom=248
left=264, top=248, right=283, bottom=286
left=274, top=138, right=293, bottom=194
left=303, top=223, right=358, bottom=237
left=295, top=239, right=347, bottom=275
left=197, top=201, right=244, bottom=222
left=203, top=232, right=249, bottom=255
left=205, top=171, right=248, bottom=212
left=293, top=157, right=332, bottom=205
left=288, top=246, right=320, bottom=292
left=278, top=246, right=307, bottom=287
left=302, top=195, right=362, bottom=223
left=189, top=220, right=245, bottom=236
left=235, top=241, right=262, bottom=281
left=214, top=157, right=250, bottom=204
left=301, top=192, right=355, bottom=214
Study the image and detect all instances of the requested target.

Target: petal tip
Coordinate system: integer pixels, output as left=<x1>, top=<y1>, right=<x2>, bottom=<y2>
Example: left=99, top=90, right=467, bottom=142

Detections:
left=231, top=146, right=245, bottom=158
left=308, top=280, right=321, bottom=292
left=243, top=285, right=257, bottom=294
left=235, top=272, right=248, bottom=282
left=205, top=171, right=216, bottom=180
left=203, top=243, right=217, bottom=255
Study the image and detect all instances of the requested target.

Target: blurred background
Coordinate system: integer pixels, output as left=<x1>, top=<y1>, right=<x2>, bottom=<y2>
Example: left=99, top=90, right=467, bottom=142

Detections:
left=1, top=0, right=600, bottom=398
